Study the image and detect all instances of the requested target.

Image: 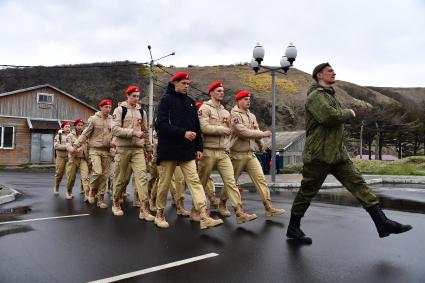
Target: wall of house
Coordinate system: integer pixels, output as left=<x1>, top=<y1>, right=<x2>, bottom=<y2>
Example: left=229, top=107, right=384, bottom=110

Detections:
left=0, top=117, right=31, bottom=165
left=0, top=87, right=95, bottom=121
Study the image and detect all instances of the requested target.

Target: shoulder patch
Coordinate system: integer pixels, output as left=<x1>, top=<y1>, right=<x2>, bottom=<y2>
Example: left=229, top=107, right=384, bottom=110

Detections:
left=112, top=114, right=117, bottom=120
left=233, top=117, right=240, bottom=124
left=198, top=109, right=203, bottom=116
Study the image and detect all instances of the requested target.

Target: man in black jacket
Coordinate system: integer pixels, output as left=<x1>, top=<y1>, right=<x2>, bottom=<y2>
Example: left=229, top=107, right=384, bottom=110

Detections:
left=155, top=72, right=223, bottom=230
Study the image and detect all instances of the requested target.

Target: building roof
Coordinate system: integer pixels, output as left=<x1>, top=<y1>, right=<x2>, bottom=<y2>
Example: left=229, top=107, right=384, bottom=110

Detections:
left=0, top=84, right=97, bottom=111
left=263, top=130, right=306, bottom=151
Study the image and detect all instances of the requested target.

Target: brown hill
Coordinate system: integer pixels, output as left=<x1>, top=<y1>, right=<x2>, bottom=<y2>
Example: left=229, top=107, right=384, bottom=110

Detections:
left=0, top=62, right=422, bottom=131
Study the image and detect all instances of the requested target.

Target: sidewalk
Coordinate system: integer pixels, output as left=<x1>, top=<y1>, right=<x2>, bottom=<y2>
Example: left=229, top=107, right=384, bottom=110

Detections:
left=211, top=173, right=425, bottom=190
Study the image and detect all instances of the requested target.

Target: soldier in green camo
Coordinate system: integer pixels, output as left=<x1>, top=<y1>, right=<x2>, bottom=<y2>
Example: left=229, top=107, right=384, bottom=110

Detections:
left=286, top=62, right=412, bottom=245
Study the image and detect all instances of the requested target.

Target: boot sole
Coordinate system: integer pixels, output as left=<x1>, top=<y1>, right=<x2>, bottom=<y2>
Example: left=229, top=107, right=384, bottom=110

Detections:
left=379, top=225, right=413, bottom=238
left=200, top=220, right=224, bottom=229
left=237, top=215, right=258, bottom=224
left=266, top=210, right=286, bottom=217
left=139, top=214, right=155, bottom=222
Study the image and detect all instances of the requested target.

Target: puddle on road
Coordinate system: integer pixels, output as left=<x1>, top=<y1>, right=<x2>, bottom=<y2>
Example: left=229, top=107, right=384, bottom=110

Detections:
left=0, top=206, right=34, bottom=237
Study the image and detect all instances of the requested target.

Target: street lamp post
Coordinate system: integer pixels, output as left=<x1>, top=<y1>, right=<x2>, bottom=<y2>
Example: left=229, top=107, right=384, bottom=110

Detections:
left=250, top=42, right=297, bottom=183
left=147, top=45, right=175, bottom=144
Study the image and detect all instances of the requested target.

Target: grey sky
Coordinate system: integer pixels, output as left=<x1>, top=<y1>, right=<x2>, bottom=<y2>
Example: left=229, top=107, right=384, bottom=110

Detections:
left=1, top=0, right=424, bottom=87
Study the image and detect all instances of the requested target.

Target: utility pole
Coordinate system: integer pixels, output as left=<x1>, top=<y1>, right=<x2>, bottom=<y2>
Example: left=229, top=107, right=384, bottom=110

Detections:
left=147, top=46, right=175, bottom=144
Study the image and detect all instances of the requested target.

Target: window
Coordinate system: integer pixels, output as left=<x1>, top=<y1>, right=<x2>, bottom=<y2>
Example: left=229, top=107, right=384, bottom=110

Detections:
left=37, top=93, right=54, bottom=104
left=0, top=126, right=15, bottom=149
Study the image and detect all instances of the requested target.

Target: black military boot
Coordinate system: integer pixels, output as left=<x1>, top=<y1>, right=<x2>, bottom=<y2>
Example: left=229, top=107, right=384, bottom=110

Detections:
left=286, top=213, right=312, bottom=245
left=366, top=205, right=412, bottom=238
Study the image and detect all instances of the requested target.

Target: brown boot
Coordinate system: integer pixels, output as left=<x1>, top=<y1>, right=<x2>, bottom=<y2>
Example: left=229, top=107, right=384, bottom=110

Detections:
left=149, top=197, right=156, bottom=212
left=139, top=201, right=155, bottom=221
left=155, top=209, right=169, bottom=228
left=218, top=199, right=231, bottom=217
left=170, top=191, right=178, bottom=206
left=83, top=189, right=90, bottom=202
left=206, top=191, right=219, bottom=210
left=200, top=207, right=223, bottom=230
left=176, top=198, right=190, bottom=217
left=66, top=190, right=73, bottom=200
left=264, top=199, right=286, bottom=217
left=133, top=192, right=141, bottom=207
left=112, top=198, right=124, bottom=216
left=190, top=208, right=200, bottom=222
left=235, top=204, right=257, bottom=224
left=88, top=188, right=97, bottom=204
left=97, top=194, right=108, bottom=209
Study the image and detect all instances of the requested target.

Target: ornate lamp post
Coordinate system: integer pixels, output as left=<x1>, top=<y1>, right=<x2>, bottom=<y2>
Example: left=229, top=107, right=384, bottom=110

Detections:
left=249, top=42, right=297, bottom=183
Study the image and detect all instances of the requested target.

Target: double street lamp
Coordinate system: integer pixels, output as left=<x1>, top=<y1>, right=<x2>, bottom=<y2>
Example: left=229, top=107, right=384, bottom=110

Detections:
left=249, top=42, right=297, bottom=183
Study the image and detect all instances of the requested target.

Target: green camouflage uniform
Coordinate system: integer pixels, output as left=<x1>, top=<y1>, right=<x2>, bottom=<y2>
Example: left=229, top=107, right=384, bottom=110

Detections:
left=291, top=83, right=379, bottom=216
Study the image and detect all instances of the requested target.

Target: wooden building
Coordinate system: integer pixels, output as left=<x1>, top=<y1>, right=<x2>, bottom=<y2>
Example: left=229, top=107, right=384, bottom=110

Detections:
left=262, top=131, right=306, bottom=165
left=0, top=84, right=97, bottom=165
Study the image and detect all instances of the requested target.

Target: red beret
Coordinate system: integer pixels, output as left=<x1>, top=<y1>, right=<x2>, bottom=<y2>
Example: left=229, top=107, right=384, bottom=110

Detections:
left=235, top=90, right=251, bottom=101
left=172, top=72, right=190, bottom=82
left=195, top=102, right=203, bottom=110
left=125, top=85, right=140, bottom=95
left=60, top=121, right=70, bottom=128
left=74, top=118, right=84, bottom=126
left=99, top=99, right=112, bottom=107
left=208, top=81, right=223, bottom=93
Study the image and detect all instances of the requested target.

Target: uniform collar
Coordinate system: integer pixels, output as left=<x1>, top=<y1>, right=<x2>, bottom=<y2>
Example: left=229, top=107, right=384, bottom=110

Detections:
left=232, top=105, right=248, bottom=114
left=206, top=99, right=223, bottom=109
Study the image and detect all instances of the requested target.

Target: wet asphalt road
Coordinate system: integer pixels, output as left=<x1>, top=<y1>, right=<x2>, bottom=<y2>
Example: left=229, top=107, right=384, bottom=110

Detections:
left=1, top=170, right=424, bottom=283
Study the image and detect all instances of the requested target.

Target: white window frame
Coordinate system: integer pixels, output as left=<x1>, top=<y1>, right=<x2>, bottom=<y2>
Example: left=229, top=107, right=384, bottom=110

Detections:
left=37, top=92, right=54, bottom=104
left=0, top=126, right=15, bottom=150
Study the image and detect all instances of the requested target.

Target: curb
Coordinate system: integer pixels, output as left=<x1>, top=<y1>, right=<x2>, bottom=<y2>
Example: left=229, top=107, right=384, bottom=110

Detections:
left=233, top=176, right=425, bottom=192
left=0, top=184, right=21, bottom=205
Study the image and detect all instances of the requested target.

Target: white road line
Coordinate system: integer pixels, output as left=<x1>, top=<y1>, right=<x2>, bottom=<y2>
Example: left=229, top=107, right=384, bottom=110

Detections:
left=88, top=252, right=220, bottom=283
left=0, top=214, right=90, bottom=225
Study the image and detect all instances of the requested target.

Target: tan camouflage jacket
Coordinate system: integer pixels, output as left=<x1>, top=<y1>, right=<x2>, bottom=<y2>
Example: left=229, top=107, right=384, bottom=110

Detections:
left=198, top=99, right=231, bottom=150
left=230, top=105, right=264, bottom=153
left=54, top=132, right=69, bottom=158
left=73, top=111, right=112, bottom=150
left=66, top=130, right=88, bottom=160
left=111, top=101, right=152, bottom=151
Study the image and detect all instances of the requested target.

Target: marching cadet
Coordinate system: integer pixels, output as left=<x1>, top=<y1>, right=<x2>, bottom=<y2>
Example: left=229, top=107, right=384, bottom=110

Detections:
left=194, top=101, right=219, bottom=212
left=66, top=118, right=90, bottom=200
left=111, top=85, right=154, bottom=222
left=155, top=72, right=223, bottom=229
left=229, top=91, right=285, bottom=217
left=197, top=82, right=257, bottom=224
left=73, top=99, right=113, bottom=209
left=286, top=63, right=412, bottom=244
left=53, top=121, right=71, bottom=195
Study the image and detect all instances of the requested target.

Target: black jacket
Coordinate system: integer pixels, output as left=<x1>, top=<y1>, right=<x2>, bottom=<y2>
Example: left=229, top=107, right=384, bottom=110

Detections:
left=155, top=83, right=203, bottom=164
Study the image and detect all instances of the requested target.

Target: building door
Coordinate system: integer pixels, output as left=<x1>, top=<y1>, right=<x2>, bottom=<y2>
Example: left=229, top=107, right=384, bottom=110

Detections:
left=31, top=132, right=54, bottom=163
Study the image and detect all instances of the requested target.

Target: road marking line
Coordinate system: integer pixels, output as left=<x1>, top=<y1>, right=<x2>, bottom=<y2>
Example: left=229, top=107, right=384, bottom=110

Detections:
left=88, top=252, right=219, bottom=283
left=0, top=214, right=90, bottom=225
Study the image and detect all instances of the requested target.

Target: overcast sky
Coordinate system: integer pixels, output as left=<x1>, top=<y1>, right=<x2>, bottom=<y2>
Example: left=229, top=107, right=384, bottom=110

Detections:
left=1, top=0, right=424, bottom=87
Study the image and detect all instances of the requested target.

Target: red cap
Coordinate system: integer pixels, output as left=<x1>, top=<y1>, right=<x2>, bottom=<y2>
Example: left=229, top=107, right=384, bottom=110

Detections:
left=60, top=121, right=70, bottom=128
left=172, top=72, right=190, bottom=82
left=74, top=118, right=84, bottom=126
left=125, top=85, right=140, bottom=95
left=99, top=99, right=112, bottom=107
left=235, top=90, right=251, bottom=101
left=208, top=81, right=223, bottom=93
left=195, top=102, right=203, bottom=110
